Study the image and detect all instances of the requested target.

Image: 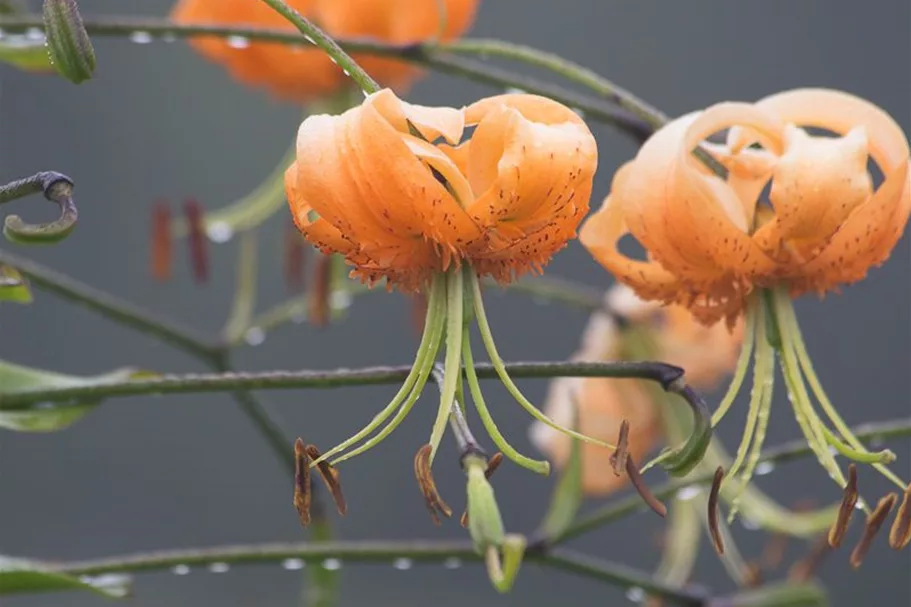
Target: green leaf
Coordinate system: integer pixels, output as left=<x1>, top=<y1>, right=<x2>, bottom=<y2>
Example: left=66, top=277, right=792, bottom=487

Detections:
left=0, top=360, right=155, bottom=432
left=0, top=266, right=32, bottom=303
left=0, top=556, right=131, bottom=597
left=536, top=405, right=583, bottom=539
left=708, top=582, right=828, bottom=607
left=0, top=37, right=53, bottom=72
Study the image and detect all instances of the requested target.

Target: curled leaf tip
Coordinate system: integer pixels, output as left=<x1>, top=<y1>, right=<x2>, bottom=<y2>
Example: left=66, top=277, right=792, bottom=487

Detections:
left=42, top=0, right=96, bottom=84
left=1, top=171, right=78, bottom=244
left=660, top=382, right=712, bottom=477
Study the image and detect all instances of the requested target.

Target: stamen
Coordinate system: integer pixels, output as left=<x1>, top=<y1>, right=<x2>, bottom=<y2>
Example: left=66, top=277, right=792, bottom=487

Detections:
left=314, top=274, right=446, bottom=466
left=309, top=253, right=331, bottom=327
left=414, top=444, right=452, bottom=525
left=283, top=220, right=306, bottom=294
left=709, top=466, right=726, bottom=555
left=293, top=438, right=312, bottom=527
left=828, top=464, right=858, bottom=548
left=183, top=199, right=208, bottom=284
left=711, top=297, right=758, bottom=427
left=150, top=200, right=172, bottom=282
left=305, top=444, right=347, bottom=516
left=850, top=492, right=898, bottom=569
left=776, top=291, right=906, bottom=490
left=609, top=420, right=630, bottom=477
left=626, top=454, right=667, bottom=518
left=468, top=269, right=615, bottom=451
left=427, top=268, right=466, bottom=463
left=888, top=483, right=911, bottom=550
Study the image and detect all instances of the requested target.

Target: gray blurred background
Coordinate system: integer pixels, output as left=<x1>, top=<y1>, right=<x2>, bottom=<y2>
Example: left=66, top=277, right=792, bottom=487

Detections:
left=1, top=0, right=909, bottom=605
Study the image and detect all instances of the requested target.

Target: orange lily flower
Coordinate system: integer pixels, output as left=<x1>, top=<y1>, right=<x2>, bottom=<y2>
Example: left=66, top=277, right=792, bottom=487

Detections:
left=580, top=88, right=910, bottom=516
left=532, top=286, right=743, bottom=495
left=286, top=88, right=603, bottom=485
left=170, top=0, right=479, bottom=102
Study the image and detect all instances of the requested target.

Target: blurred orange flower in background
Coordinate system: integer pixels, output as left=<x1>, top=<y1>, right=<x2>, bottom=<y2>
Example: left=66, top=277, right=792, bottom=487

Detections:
left=286, top=89, right=598, bottom=291
left=531, top=285, right=743, bottom=496
left=580, top=88, right=911, bottom=326
left=170, top=0, right=480, bottom=101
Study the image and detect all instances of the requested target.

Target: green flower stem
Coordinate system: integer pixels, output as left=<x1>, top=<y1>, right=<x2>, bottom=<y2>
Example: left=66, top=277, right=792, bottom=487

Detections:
left=257, top=0, right=379, bottom=94
left=0, top=361, right=694, bottom=408
left=0, top=248, right=218, bottom=360
left=547, top=417, right=911, bottom=546
left=43, top=542, right=706, bottom=605
left=0, top=16, right=651, bottom=139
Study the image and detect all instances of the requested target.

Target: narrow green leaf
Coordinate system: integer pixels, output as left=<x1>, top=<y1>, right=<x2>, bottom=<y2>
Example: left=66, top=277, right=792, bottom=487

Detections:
left=708, top=581, right=828, bottom=607
left=0, top=360, right=155, bottom=432
left=0, top=556, right=131, bottom=597
left=0, top=266, right=32, bottom=303
left=537, top=406, right=583, bottom=539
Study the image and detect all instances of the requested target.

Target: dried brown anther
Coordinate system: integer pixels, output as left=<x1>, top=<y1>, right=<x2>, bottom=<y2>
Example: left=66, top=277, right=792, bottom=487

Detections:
left=708, top=466, right=725, bottom=555
left=283, top=220, right=306, bottom=294
left=414, top=444, right=453, bottom=525
left=309, top=253, right=332, bottom=327
left=150, top=200, right=172, bottom=282
left=609, top=419, right=630, bottom=477
left=888, top=483, right=911, bottom=550
left=625, top=454, right=667, bottom=518
left=293, top=438, right=312, bottom=527
left=183, top=199, right=209, bottom=284
left=788, top=535, right=832, bottom=582
left=849, top=492, right=897, bottom=569
left=304, top=444, right=347, bottom=516
left=828, top=463, right=858, bottom=548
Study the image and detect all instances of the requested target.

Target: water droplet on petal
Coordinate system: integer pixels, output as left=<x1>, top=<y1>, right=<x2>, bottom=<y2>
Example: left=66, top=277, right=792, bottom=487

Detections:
left=322, top=558, right=342, bottom=570
left=244, top=327, right=265, bottom=346
left=171, top=564, right=191, bottom=575
left=755, top=461, right=775, bottom=476
left=626, top=586, right=645, bottom=603
left=442, top=557, right=461, bottom=570
left=227, top=35, right=250, bottom=49
left=206, top=221, right=234, bottom=243
left=675, top=486, right=702, bottom=501
left=392, top=558, right=413, bottom=570
left=129, top=31, right=153, bottom=44
left=208, top=562, right=230, bottom=573
left=282, top=558, right=305, bottom=571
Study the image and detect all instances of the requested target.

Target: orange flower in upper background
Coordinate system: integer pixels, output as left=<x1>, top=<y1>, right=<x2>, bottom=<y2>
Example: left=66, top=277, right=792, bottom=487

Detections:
left=581, top=88, right=910, bottom=326
left=286, top=89, right=597, bottom=292
left=579, top=88, right=910, bottom=537
left=531, top=285, right=743, bottom=495
left=170, top=0, right=479, bottom=101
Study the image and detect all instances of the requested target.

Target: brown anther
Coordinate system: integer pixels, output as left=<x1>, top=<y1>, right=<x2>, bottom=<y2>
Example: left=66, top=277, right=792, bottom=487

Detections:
left=460, top=511, right=469, bottom=528
left=742, top=562, right=763, bottom=588
left=150, top=200, right=172, bottom=282
left=183, top=199, right=209, bottom=283
left=707, top=466, right=725, bottom=555
left=410, top=292, right=428, bottom=336
left=888, top=483, right=911, bottom=550
left=293, top=438, right=312, bottom=527
left=625, top=454, right=667, bottom=518
left=309, top=253, right=332, bottom=327
left=788, top=535, right=832, bottom=582
left=609, top=419, right=630, bottom=477
left=485, top=452, right=504, bottom=479
left=283, top=220, right=306, bottom=294
left=828, top=463, right=858, bottom=548
left=303, top=444, right=347, bottom=516
left=849, top=492, right=898, bottom=569
left=414, top=444, right=453, bottom=525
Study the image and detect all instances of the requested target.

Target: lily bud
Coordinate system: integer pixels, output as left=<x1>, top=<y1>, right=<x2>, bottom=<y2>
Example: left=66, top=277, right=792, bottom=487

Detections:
left=42, top=0, right=96, bottom=84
